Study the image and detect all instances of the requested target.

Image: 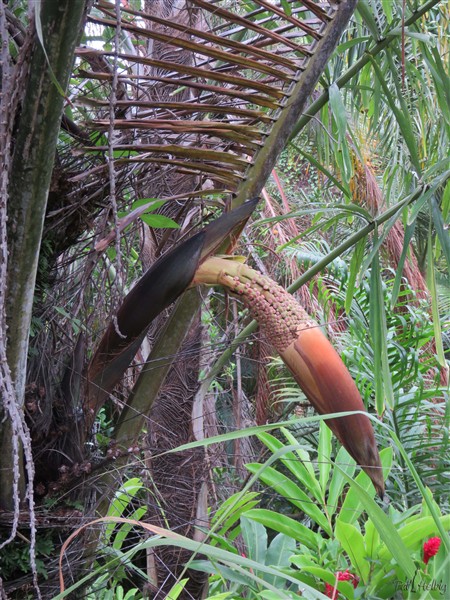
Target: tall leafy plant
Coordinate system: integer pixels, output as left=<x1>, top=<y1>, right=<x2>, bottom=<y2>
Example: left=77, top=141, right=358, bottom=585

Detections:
left=194, top=424, right=449, bottom=599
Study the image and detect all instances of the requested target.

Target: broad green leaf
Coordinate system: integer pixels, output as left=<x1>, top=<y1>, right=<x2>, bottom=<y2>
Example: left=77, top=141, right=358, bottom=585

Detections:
left=378, top=515, right=450, bottom=561
left=340, top=142, right=353, bottom=190
left=241, top=516, right=268, bottom=568
left=245, top=464, right=331, bottom=534
left=264, top=533, right=297, bottom=587
left=338, top=447, right=392, bottom=524
left=280, top=0, right=291, bottom=16
left=105, top=478, right=143, bottom=541
left=337, top=36, right=371, bottom=53
left=257, top=431, right=322, bottom=503
left=166, top=414, right=354, bottom=456
left=329, top=83, right=348, bottom=141
left=131, top=198, right=166, bottom=212
left=290, top=555, right=317, bottom=569
left=407, top=183, right=437, bottom=225
left=257, top=203, right=371, bottom=226
left=115, top=587, right=124, bottom=600
left=356, top=1, right=381, bottom=39
left=381, top=0, right=392, bottom=23
left=245, top=509, right=320, bottom=550
left=55, top=517, right=332, bottom=599
left=386, top=425, right=450, bottom=554
left=442, top=179, right=450, bottom=222
left=212, top=491, right=260, bottom=537
left=327, top=447, right=356, bottom=515
left=404, top=30, right=433, bottom=42
left=361, top=206, right=404, bottom=277
left=206, top=531, right=238, bottom=554
left=335, top=519, right=370, bottom=582
left=335, top=466, right=416, bottom=580
left=165, top=578, right=188, bottom=599
left=140, top=213, right=179, bottom=228
left=193, top=560, right=260, bottom=587
left=322, top=83, right=353, bottom=189
left=280, top=429, right=316, bottom=479
left=359, top=61, right=373, bottom=111
left=320, top=103, right=330, bottom=170
left=192, top=554, right=305, bottom=598
left=369, top=249, right=384, bottom=414
left=266, top=532, right=296, bottom=568
left=364, top=518, right=380, bottom=560
left=371, top=54, right=421, bottom=173
left=112, top=506, right=146, bottom=550
left=112, top=149, right=140, bottom=158
left=420, top=488, right=443, bottom=520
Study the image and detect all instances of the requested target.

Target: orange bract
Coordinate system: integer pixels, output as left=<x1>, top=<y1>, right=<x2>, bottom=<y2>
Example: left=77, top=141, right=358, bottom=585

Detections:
left=195, top=256, right=385, bottom=497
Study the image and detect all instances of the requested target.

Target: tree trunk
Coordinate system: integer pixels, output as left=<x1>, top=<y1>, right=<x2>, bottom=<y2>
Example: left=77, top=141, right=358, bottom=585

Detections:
left=1, top=0, right=87, bottom=509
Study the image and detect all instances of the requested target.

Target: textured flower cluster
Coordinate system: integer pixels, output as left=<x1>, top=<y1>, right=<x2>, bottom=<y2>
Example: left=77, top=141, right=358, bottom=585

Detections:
left=423, top=537, right=441, bottom=564
left=321, top=538, right=441, bottom=598
left=324, top=570, right=359, bottom=598
left=223, top=269, right=315, bottom=353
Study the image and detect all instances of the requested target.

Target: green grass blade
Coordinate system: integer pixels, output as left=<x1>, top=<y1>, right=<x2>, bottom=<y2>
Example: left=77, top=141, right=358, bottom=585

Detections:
left=334, top=467, right=416, bottom=579
left=56, top=517, right=330, bottom=599
left=370, top=54, right=421, bottom=173
left=370, top=249, right=386, bottom=414
left=370, top=247, right=395, bottom=412
left=430, top=195, right=450, bottom=272
left=390, top=220, right=416, bottom=309
left=345, top=238, right=365, bottom=314
left=318, top=421, right=332, bottom=494
left=291, top=144, right=349, bottom=196
left=384, top=425, right=450, bottom=554
left=426, top=229, right=447, bottom=368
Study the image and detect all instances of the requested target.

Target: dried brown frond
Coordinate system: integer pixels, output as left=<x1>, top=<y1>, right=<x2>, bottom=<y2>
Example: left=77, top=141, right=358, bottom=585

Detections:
left=351, top=150, right=428, bottom=299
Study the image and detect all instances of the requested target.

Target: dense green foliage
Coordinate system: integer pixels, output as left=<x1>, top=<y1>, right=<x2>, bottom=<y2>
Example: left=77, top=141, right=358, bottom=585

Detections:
left=0, top=0, right=448, bottom=598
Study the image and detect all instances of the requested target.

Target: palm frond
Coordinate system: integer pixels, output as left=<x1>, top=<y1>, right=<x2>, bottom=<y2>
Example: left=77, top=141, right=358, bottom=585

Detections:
left=80, top=0, right=359, bottom=441
left=71, top=0, right=356, bottom=207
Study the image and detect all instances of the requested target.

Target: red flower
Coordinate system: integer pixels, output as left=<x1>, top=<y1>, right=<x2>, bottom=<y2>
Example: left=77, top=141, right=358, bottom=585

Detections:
left=325, top=571, right=359, bottom=598
left=423, top=537, right=441, bottom=564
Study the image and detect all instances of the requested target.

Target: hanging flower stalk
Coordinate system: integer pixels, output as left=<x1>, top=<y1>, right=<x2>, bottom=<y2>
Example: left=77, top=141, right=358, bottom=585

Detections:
left=88, top=200, right=384, bottom=496
left=193, top=256, right=385, bottom=497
